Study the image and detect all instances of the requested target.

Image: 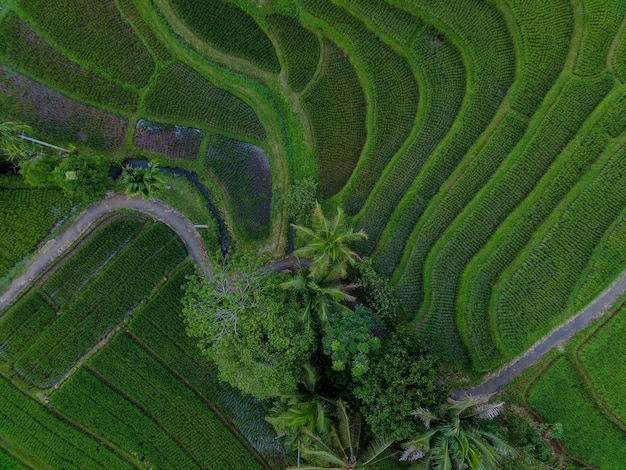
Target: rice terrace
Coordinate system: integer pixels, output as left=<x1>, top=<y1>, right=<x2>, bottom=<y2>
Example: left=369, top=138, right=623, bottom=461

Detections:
left=0, top=0, right=625, bottom=469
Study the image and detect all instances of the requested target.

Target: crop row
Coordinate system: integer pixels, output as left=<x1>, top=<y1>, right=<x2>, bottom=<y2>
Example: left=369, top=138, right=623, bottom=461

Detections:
left=356, top=23, right=466, bottom=255
left=614, top=27, right=626, bottom=82
left=205, top=135, right=272, bottom=240
left=303, top=0, right=419, bottom=213
left=573, top=0, right=626, bottom=77
left=413, top=74, right=613, bottom=362
left=387, top=110, right=527, bottom=325
left=459, top=85, right=625, bottom=370
left=301, top=40, right=366, bottom=198
left=115, top=0, right=171, bottom=62
left=0, top=449, right=26, bottom=470
left=0, top=375, right=131, bottom=469
left=41, top=217, right=145, bottom=307
left=143, top=61, right=266, bottom=141
left=50, top=367, right=196, bottom=469
left=129, top=263, right=280, bottom=459
left=14, top=222, right=186, bottom=387
left=571, top=208, right=626, bottom=312
left=527, top=357, right=626, bottom=468
left=502, top=0, right=573, bottom=116
left=16, top=0, right=154, bottom=88
left=0, top=188, right=68, bottom=278
left=133, top=119, right=203, bottom=160
left=169, top=0, right=279, bottom=72
left=267, top=15, right=320, bottom=92
left=91, top=332, right=262, bottom=469
left=343, top=0, right=422, bottom=45
left=0, top=66, right=128, bottom=149
left=578, top=301, right=626, bottom=426
left=370, top=0, right=515, bottom=275
left=0, top=289, right=55, bottom=361
left=376, top=0, right=571, bottom=276
left=0, top=13, right=137, bottom=112
left=495, top=142, right=626, bottom=357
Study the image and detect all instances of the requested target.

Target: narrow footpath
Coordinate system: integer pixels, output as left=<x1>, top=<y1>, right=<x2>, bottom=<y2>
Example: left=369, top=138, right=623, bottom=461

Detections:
left=0, top=194, right=210, bottom=310
left=452, top=271, right=626, bottom=399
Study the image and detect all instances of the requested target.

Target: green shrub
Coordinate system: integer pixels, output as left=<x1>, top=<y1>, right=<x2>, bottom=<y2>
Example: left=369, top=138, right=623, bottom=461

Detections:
left=129, top=263, right=281, bottom=460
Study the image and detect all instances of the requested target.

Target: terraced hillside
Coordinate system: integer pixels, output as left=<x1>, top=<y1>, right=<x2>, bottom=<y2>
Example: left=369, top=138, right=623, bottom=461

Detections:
left=1, top=0, right=625, bottom=387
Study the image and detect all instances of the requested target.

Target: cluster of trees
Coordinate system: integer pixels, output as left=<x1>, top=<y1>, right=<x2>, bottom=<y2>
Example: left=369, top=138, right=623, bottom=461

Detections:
left=1, top=120, right=164, bottom=202
left=182, top=202, right=514, bottom=469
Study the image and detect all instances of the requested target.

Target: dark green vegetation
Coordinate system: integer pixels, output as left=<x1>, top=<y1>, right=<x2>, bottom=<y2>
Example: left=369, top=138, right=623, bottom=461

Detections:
left=1, top=0, right=626, bottom=467
left=0, top=216, right=268, bottom=468
left=205, top=135, right=272, bottom=239
left=0, top=186, right=69, bottom=280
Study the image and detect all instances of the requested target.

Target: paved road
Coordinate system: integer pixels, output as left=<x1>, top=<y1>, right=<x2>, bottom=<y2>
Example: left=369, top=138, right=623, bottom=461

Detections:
left=0, top=194, right=210, bottom=310
left=452, top=271, right=626, bottom=399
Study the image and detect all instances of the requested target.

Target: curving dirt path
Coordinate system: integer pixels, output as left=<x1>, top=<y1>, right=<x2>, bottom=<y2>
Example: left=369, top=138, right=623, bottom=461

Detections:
left=3, top=192, right=625, bottom=400
left=451, top=270, right=626, bottom=399
left=0, top=194, right=210, bottom=310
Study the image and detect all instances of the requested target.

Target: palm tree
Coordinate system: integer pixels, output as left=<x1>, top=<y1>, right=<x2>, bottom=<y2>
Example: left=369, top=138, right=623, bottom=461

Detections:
left=400, top=400, right=514, bottom=469
left=0, top=121, right=31, bottom=163
left=292, top=202, right=367, bottom=280
left=122, top=161, right=165, bottom=199
left=289, top=398, right=396, bottom=470
left=266, top=363, right=332, bottom=448
left=281, top=269, right=354, bottom=330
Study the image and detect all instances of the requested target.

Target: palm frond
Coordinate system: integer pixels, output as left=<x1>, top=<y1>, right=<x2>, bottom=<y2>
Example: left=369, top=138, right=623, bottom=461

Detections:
left=472, top=402, right=504, bottom=420
left=411, top=407, right=438, bottom=429
left=336, top=399, right=356, bottom=459
left=360, top=435, right=396, bottom=466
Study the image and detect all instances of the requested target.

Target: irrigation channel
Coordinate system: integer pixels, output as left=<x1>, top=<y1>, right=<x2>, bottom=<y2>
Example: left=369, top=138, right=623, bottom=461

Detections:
left=112, top=159, right=229, bottom=258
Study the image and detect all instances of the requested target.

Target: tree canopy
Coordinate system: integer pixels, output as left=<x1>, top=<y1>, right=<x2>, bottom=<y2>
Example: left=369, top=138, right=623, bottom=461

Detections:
left=352, top=330, right=447, bottom=441
left=54, top=153, right=108, bottom=203
left=182, top=270, right=316, bottom=399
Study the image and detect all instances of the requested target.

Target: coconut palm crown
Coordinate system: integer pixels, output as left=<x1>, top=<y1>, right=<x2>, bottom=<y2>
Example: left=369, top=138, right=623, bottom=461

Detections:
left=401, top=400, right=514, bottom=470
left=292, top=202, right=367, bottom=280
